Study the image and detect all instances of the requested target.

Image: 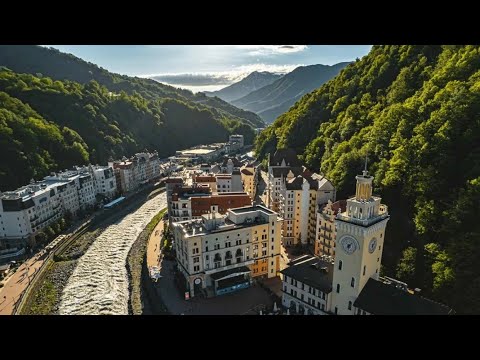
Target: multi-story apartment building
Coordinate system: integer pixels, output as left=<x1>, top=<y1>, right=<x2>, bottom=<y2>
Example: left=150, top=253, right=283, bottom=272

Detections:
left=279, top=169, right=335, bottom=246
left=111, top=159, right=136, bottom=194
left=315, top=200, right=347, bottom=257
left=281, top=255, right=334, bottom=315
left=267, top=148, right=303, bottom=212
left=90, top=165, right=117, bottom=200
left=216, top=171, right=243, bottom=193
left=172, top=205, right=282, bottom=297
left=281, top=166, right=454, bottom=315
left=240, top=163, right=257, bottom=199
left=110, top=151, right=160, bottom=194
left=0, top=182, right=64, bottom=257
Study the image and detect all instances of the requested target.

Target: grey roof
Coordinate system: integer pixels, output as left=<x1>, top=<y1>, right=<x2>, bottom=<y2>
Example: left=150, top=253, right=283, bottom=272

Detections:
left=281, top=255, right=334, bottom=293
left=271, top=167, right=303, bottom=179
left=354, top=278, right=454, bottom=315
left=269, top=148, right=302, bottom=167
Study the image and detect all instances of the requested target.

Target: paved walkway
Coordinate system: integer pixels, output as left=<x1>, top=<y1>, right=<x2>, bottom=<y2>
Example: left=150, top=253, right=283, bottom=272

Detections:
left=154, top=259, right=274, bottom=315
left=147, top=219, right=164, bottom=269
left=0, top=250, right=48, bottom=315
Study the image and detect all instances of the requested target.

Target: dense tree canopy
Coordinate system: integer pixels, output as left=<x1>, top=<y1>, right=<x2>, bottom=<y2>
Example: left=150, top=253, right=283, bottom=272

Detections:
left=255, top=45, right=480, bottom=313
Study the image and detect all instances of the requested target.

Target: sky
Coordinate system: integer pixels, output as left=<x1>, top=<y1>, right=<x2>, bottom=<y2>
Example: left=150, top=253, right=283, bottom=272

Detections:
left=46, top=45, right=372, bottom=92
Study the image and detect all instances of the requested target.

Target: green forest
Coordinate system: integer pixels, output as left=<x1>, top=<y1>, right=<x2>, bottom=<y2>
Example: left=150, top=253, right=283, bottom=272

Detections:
left=0, top=46, right=263, bottom=191
left=255, top=45, right=480, bottom=313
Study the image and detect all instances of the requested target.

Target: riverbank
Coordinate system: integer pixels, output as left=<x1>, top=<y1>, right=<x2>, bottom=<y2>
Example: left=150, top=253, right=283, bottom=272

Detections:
left=127, top=208, right=166, bottom=315
left=19, top=187, right=165, bottom=315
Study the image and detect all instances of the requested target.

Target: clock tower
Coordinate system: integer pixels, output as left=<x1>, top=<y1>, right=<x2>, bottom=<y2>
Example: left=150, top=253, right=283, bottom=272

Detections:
left=331, top=160, right=389, bottom=315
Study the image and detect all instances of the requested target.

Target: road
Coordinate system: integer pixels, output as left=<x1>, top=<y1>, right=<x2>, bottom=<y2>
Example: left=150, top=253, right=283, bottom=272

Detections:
left=58, top=192, right=167, bottom=315
left=0, top=251, right=47, bottom=315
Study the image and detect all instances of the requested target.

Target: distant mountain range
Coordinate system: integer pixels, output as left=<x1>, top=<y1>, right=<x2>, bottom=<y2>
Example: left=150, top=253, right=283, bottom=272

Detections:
left=205, top=71, right=282, bottom=102
left=229, top=63, right=350, bottom=123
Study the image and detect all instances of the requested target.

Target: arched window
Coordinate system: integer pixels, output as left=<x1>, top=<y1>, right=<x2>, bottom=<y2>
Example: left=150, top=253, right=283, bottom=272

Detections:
left=338, top=260, right=343, bottom=270
left=351, top=277, right=355, bottom=288
left=225, top=251, right=232, bottom=259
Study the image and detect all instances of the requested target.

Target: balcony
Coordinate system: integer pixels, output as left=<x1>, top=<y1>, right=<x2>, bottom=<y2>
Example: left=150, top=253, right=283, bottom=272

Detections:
left=336, top=211, right=389, bottom=227
left=205, top=259, right=254, bottom=275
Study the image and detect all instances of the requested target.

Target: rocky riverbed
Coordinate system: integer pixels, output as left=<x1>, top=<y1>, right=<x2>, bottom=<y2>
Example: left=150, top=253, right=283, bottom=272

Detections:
left=58, top=193, right=167, bottom=315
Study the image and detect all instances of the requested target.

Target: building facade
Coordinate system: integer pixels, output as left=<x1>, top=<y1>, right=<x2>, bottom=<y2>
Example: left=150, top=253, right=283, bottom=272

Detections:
left=280, top=166, right=453, bottom=315
left=172, top=205, right=282, bottom=297
left=278, top=169, right=335, bottom=246
left=281, top=255, right=334, bottom=315
left=314, top=200, right=347, bottom=257
left=267, top=149, right=303, bottom=212
left=240, top=164, right=257, bottom=199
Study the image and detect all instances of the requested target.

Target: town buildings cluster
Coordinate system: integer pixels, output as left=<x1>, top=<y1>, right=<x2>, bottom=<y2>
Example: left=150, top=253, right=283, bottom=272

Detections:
left=169, top=146, right=453, bottom=314
left=0, top=151, right=163, bottom=261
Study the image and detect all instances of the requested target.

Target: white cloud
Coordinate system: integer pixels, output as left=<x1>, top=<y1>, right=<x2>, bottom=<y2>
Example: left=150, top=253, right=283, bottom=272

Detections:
left=234, top=45, right=308, bottom=55
left=140, top=63, right=301, bottom=93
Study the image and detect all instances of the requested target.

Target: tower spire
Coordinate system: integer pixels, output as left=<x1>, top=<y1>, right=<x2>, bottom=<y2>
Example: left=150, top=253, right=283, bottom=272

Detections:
left=362, top=155, right=368, bottom=177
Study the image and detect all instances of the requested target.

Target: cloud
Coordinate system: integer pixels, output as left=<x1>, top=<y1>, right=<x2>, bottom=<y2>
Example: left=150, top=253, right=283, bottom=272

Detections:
left=141, top=63, right=301, bottom=93
left=234, top=45, right=308, bottom=55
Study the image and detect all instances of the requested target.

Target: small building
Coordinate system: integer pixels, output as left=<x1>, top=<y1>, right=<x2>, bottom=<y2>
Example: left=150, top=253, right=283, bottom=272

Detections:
left=281, top=255, right=334, bottom=314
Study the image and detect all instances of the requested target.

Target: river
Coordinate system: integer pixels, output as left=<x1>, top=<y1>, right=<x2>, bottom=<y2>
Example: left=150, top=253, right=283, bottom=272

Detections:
left=58, top=193, right=167, bottom=315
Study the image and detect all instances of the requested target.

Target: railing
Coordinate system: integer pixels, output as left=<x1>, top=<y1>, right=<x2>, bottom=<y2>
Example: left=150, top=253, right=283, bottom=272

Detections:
left=204, top=259, right=254, bottom=275
left=336, top=212, right=389, bottom=227
left=0, top=248, right=25, bottom=259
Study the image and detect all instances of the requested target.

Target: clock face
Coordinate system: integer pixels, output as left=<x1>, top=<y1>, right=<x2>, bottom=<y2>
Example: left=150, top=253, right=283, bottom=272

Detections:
left=368, top=238, right=377, bottom=253
left=340, top=236, right=358, bottom=255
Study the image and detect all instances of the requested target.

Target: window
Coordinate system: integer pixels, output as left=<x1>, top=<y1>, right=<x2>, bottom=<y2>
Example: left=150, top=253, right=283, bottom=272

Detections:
left=193, top=265, right=200, bottom=272
left=350, top=277, right=355, bottom=288
left=363, top=266, right=366, bottom=276
left=301, top=294, right=304, bottom=301
left=193, top=257, right=200, bottom=263
left=271, top=245, right=274, bottom=250
left=335, top=307, right=338, bottom=315
left=338, top=260, right=343, bottom=270
left=377, top=257, right=380, bottom=262
left=336, top=284, right=340, bottom=293
left=379, top=245, right=381, bottom=251
left=272, top=229, right=274, bottom=234
left=348, top=301, right=352, bottom=310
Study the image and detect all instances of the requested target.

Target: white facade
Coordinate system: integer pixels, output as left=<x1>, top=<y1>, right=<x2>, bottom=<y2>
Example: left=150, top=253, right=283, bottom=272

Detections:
left=282, top=276, right=332, bottom=315
left=90, top=165, right=117, bottom=200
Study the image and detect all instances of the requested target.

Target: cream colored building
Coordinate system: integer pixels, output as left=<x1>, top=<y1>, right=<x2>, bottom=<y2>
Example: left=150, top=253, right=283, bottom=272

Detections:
left=281, top=166, right=453, bottom=315
left=279, top=170, right=335, bottom=246
left=315, top=199, right=346, bottom=257
left=240, top=164, right=257, bottom=199
left=331, top=167, right=389, bottom=315
left=173, top=205, right=282, bottom=298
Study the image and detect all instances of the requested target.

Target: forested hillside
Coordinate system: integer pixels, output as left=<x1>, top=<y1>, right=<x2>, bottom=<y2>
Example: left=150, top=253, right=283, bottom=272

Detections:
left=255, top=45, right=480, bottom=313
left=0, top=46, right=264, bottom=191
left=0, top=45, right=264, bottom=129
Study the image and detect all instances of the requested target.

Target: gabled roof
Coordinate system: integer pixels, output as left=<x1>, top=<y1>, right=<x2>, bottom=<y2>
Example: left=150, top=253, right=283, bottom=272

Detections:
left=354, top=278, right=454, bottom=315
left=221, top=157, right=243, bottom=168
left=269, top=148, right=302, bottom=167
